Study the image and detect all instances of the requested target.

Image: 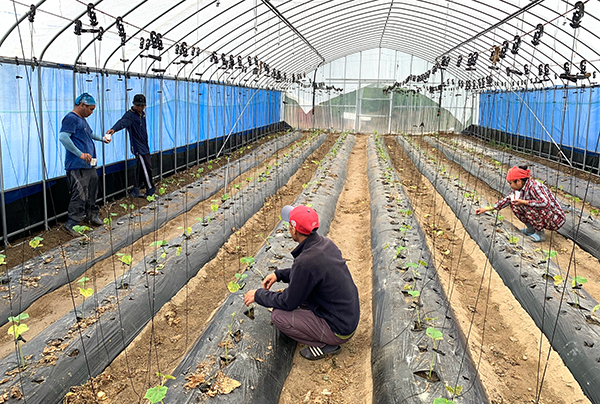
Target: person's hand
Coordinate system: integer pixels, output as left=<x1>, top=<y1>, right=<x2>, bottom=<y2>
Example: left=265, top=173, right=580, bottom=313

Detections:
left=475, top=207, right=488, bottom=215
left=80, top=153, right=92, bottom=163
left=512, top=199, right=529, bottom=206
left=244, top=290, right=256, bottom=306
left=262, top=273, right=277, bottom=290
left=106, top=129, right=115, bottom=135
left=103, top=134, right=112, bottom=144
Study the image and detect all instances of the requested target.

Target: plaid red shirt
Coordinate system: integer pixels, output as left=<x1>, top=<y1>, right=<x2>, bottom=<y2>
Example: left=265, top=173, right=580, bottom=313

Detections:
left=494, top=178, right=566, bottom=231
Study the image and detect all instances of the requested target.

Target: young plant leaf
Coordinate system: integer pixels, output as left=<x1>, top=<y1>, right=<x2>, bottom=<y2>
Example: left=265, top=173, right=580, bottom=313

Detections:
left=119, top=255, right=132, bottom=266
left=228, top=281, right=240, bottom=293
left=407, top=290, right=420, bottom=298
left=8, top=313, right=29, bottom=323
left=426, top=327, right=443, bottom=341
left=8, top=323, right=29, bottom=339
left=572, top=276, right=588, bottom=288
left=79, top=287, right=94, bottom=299
left=144, top=386, right=168, bottom=404
left=433, top=398, right=455, bottom=404
left=553, top=275, right=563, bottom=286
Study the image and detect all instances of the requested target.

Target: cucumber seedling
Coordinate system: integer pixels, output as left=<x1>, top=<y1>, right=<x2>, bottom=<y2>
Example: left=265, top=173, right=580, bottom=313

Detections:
left=426, top=327, right=443, bottom=379
left=77, top=277, right=94, bottom=320
left=117, top=254, right=132, bottom=288
left=7, top=312, right=29, bottom=369
left=144, top=372, right=175, bottom=404
left=29, top=236, right=46, bottom=260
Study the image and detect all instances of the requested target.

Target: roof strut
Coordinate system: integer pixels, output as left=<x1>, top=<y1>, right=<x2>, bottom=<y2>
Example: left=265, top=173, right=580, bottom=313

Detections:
left=259, top=0, right=325, bottom=63
left=444, top=0, right=545, bottom=55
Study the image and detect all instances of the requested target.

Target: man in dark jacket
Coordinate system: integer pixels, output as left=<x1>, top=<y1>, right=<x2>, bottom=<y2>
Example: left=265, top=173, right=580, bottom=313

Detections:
left=106, top=94, right=154, bottom=197
left=244, top=205, right=360, bottom=360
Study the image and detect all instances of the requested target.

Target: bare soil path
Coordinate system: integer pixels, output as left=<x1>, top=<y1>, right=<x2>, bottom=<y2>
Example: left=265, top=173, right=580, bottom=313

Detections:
left=385, top=135, right=590, bottom=404
left=64, top=134, right=338, bottom=404
left=0, top=133, right=313, bottom=359
left=279, top=134, right=373, bottom=404
left=416, top=136, right=600, bottom=307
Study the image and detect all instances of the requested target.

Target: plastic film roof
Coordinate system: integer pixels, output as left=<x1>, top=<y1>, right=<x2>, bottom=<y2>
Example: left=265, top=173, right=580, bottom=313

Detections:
left=2, top=0, right=600, bottom=89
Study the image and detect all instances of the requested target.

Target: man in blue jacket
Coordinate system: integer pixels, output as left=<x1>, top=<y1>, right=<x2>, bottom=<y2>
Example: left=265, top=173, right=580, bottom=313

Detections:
left=244, top=205, right=360, bottom=360
left=59, top=93, right=111, bottom=236
left=106, top=94, right=154, bottom=198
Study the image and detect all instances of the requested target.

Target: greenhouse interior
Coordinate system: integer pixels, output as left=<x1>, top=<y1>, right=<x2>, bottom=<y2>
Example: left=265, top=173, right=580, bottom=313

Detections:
left=0, top=1, right=599, bottom=403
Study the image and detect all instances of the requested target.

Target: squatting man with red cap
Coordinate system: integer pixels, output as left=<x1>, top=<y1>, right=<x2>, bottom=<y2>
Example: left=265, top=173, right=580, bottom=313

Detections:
left=475, top=165, right=566, bottom=242
left=244, top=205, right=360, bottom=360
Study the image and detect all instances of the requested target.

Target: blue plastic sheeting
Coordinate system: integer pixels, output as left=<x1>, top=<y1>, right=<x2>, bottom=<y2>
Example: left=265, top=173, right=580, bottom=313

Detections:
left=479, top=86, right=600, bottom=153
left=0, top=64, right=281, bottom=191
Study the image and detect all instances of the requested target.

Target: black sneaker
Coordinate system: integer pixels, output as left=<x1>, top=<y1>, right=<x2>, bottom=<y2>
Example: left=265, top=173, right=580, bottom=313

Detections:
left=63, top=222, right=79, bottom=237
left=144, top=187, right=156, bottom=197
left=299, top=344, right=341, bottom=361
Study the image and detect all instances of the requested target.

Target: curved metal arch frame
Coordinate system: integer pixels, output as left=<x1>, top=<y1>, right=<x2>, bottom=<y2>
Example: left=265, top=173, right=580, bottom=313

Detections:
left=225, top=0, right=553, bottom=86
left=131, top=0, right=235, bottom=75
left=2, top=0, right=600, bottom=94
left=0, top=0, right=47, bottom=49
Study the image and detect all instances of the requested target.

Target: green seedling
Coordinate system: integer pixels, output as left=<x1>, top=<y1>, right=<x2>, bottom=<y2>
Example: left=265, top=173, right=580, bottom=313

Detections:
left=117, top=254, right=132, bottom=288
left=211, top=201, right=219, bottom=212
left=222, top=193, right=230, bottom=202
left=433, top=398, right=455, bottom=404
left=497, top=215, right=504, bottom=222
left=445, top=385, right=463, bottom=396
left=590, top=208, right=599, bottom=216
left=395, top=245, right=407, bottom=258
left=571, top=276, right=588, bottom=307
left=572, top=276, right=588, bottom=288
left=29, top=236, right=46, bottom=260
left=158, top=187, right=166, bottom=196
left=240, top=256, right=255, bottom=267
left=399, top=224, right=412, bottom=234
left=408, top=290, right=421, bottom=327
left=233, top=184, right=240, bottom=190
left=0, top=254, right=6, bottom=266
left=72, top=225, right=91, bottom=244
left=426, top=327, right=443, bottom=379
left=7, top=312, right=29, bottom=369
left=150, top=240, right=169, bottom=259
left=77, top=277, right=94, bottom=320
left=224, top=312, right=236, bottom=364
left=144, top=372, right=175, bottom=404
left=120, top=203, right=129, bottom=211
left=593, top=304, right=600, bottom=313
left=543, top=249, right=557, bottom=259
left=147, top=195, right=156, bottom=202
left=228, top=273, right=248, bottom=293
left=176, top=247, right=182, bottom=256
left=553, top=275, right=563, bottom=286
left=508, top=236, right=519, bottom=244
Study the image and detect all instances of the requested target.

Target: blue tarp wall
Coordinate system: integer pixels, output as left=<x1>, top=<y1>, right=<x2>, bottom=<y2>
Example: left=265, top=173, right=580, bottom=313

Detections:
left=478, top=86, right=600, bottom=154
left=0, top=63, right=282, bottom=198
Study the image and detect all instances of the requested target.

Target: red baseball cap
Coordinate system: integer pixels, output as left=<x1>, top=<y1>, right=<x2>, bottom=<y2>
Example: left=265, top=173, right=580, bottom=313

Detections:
left=281, top=205, right=319, bottom=235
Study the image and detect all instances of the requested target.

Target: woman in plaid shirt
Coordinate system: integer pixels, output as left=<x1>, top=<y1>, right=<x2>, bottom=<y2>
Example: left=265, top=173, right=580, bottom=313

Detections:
left=475, top=166, right=566, bottom=242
